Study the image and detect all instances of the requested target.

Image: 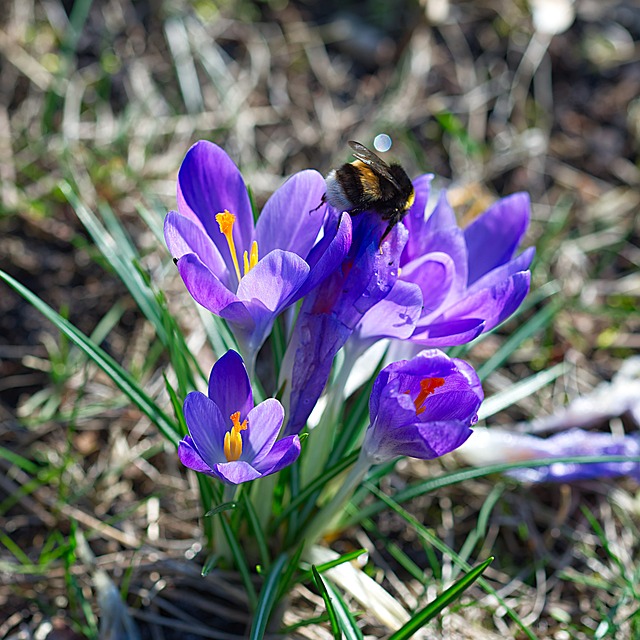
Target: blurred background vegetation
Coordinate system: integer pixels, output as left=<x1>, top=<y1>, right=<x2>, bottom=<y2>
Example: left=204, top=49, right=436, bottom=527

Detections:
left=1, top=0, right=639, bottom=638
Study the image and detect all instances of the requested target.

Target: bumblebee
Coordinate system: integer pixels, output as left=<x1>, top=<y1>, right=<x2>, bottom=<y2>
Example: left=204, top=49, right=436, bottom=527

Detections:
left=321, top=140, right=415, bottom=242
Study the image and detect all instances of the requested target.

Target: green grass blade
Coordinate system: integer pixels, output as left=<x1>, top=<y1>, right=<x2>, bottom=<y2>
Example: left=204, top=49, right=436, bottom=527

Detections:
left=301, top=549, right=367, bottom=583
left=311, top=566, right=341, bottom=640
left=249, top=553, right=288, bottom=640
left=476, top=301, right=560, bottom=380
left=478, top=362, right=567, bottom=421
left=388, top=556, right=494, bottom=640
left=218, top=512, right=258, bottom=609
left=270, top=450, right=359, bottom=532
left=364, top=484, right=536, bottom=640
left=0, top=269, right=180, bottom=446
left=242, top=491, right=271, bottom=570
left=324, top=579, right=364, bottom=640
left=275, top=541, right=305, bottom=603
left=345, top=455, right=640, bottom=528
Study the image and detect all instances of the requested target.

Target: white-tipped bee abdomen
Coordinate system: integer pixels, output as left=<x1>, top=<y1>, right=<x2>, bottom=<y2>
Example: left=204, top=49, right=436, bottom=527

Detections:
left=324, top=170, right=353, bottom=212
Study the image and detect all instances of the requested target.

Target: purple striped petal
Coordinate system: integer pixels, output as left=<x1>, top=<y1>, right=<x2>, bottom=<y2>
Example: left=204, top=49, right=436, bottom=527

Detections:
left=164, top=211, right=228, bottom=279
left=178, top=435, right=216, bottom=475
left=440, top=271, right=531, bottom=333
left=212, top=460, right=262, bottom=484
left=207, top=350, right=253, bottom=423
left=255, top=170, right=327, bottom=258
left=183, top=392, right=227, bottom=466
left=464, top=192, right=530, bottom=285
left=243, top=399, right=285, bottom=463
left=237, top=249, right=310, bottom=313
left=355, top=280, right=423, bottom=341
left=175, top=254, right=255, bottom=329
left=177, top=141, right=254, bottom=276
left=253, top=435, right=301, bottom=475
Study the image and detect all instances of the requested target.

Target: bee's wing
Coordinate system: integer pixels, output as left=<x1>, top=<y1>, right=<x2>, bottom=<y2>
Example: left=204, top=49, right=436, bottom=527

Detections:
left=348, top=140, right=402, bottom=192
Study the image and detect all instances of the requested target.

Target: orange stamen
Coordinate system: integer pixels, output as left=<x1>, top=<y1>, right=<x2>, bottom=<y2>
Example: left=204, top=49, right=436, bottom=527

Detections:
left=216, top=210, right=242, bottom=283
left=413, top=377, right=445, bottom=415
left=223, top=411, right=249, bottom=462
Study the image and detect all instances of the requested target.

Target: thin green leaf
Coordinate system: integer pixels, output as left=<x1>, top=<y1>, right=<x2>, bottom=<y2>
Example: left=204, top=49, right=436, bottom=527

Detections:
left=476, top=301, right=560, bottom=380
left=0, top=269, right=180, bottom=446
left=201, top=553, right=219, bottom=577
left=311, top=566, right=341, bottom=640
left=218, top=512, right=258, bottom=609
left=478, top=362, right=567, bottom=421
left=270, top=450, right=360, bottom=532
left=249, top=553, right=288, bottom=640
left=204, top=502, right=237, bottom=517
left=0, top=446, right=39, bottom=476
left=388, top=557, right=494, bottom=640
left=324, top=579, right=364, bottom=640
left=276, top=541, right=305, bottom=603
left=242, top=492, right=271, bottom=570
left=363, top=483, right=536, bottom=639
left=345, top=455, right=640, bottom=528
left=300, top=549, right=367, bottom=583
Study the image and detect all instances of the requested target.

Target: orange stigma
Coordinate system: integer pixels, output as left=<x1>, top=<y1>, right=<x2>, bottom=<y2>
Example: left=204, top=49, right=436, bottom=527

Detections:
left=223, top=411, right=248, bottom=462
left=216, top=210, right=243, bottom=282
left=412, top=377, right=445, bottom=415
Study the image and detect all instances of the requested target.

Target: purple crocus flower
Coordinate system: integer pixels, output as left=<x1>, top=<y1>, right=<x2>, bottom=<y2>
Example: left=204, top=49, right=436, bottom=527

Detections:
left=397, top=176, right=534, bottom=347
left=164, top=141, right=352, bottom=363
left=362, top=350, right=483, bottom=463
left=458, top=427, right=640, bottom=483
left=178, top=350, right=300, bottom=485
left=281, top=214, right=409, bottom=435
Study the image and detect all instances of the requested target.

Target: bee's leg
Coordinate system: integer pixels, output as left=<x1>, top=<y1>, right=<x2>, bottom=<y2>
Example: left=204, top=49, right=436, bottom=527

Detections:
left=379, top=221, right=394, bottom=245
left=309, top=193, right=327, bottom=214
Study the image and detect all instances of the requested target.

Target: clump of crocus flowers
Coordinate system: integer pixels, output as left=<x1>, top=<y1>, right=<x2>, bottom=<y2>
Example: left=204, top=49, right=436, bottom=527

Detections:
left=165, top=139, right=540, bottom=553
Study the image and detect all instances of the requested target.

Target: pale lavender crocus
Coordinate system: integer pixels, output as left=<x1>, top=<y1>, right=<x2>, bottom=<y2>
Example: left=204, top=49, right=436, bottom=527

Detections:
left=458, top=427, right=640, bottom=483
left=164, top=141, right=352, bottom=365
left=178, top=350, right=300, bottom=485
left=362, top=350, right=484, bottom=463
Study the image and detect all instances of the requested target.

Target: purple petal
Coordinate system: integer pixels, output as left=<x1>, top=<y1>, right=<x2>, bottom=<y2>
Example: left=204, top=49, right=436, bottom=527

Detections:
left=402, top=174, right=433, bottom=261
left=425, top=189, right=457, bottom=233
left=255, top=170, right=327, bottom=258
left=411, top=318, right=485, bottom=347
left=467, top=247, right=535, bottom=295
left=243, top=399, right=285, bottom=464
left=355, top=280, right=423, bottom=341
left=366, top=420, right=473, bottom=462
left=183, top=392, right=227, bottom=466
left=178, top=435, right=216, bottom=475
left=253, top=435, right=301, bottom=475
left=177, top=141, right=254, bottom=275
left=175, top=253, right=255, bottom=329
left=299, top=213, right=353, bottom=298
left=440, top=271, right=531, bottom=333
left=208, top=350, right=253, bottom=422
left=421, top=389, right=483, bottom=423
left=464, top=192, right=530, bottom=285
left=237, top=250, right=310, bottom=314
left=212, top=460, right=262, bottom=484
left=401, top=252, right=457, bottom=322
left=164, top=211, right=228, bottom=283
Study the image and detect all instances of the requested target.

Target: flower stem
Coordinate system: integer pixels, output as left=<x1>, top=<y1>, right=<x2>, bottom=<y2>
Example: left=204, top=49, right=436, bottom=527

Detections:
left=300, top=450, right=372, bottom=548
left=300, top=348, right=355, bottom=486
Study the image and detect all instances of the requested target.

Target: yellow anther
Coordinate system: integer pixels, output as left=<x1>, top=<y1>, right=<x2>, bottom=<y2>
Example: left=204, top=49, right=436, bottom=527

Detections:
left=243, top=241, right=259, bottom=276
left=413, top=377, right=445, bottom=415
left=223, top=411, right=248, bottom=462
left=216, top=210, right=242, bottom=283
